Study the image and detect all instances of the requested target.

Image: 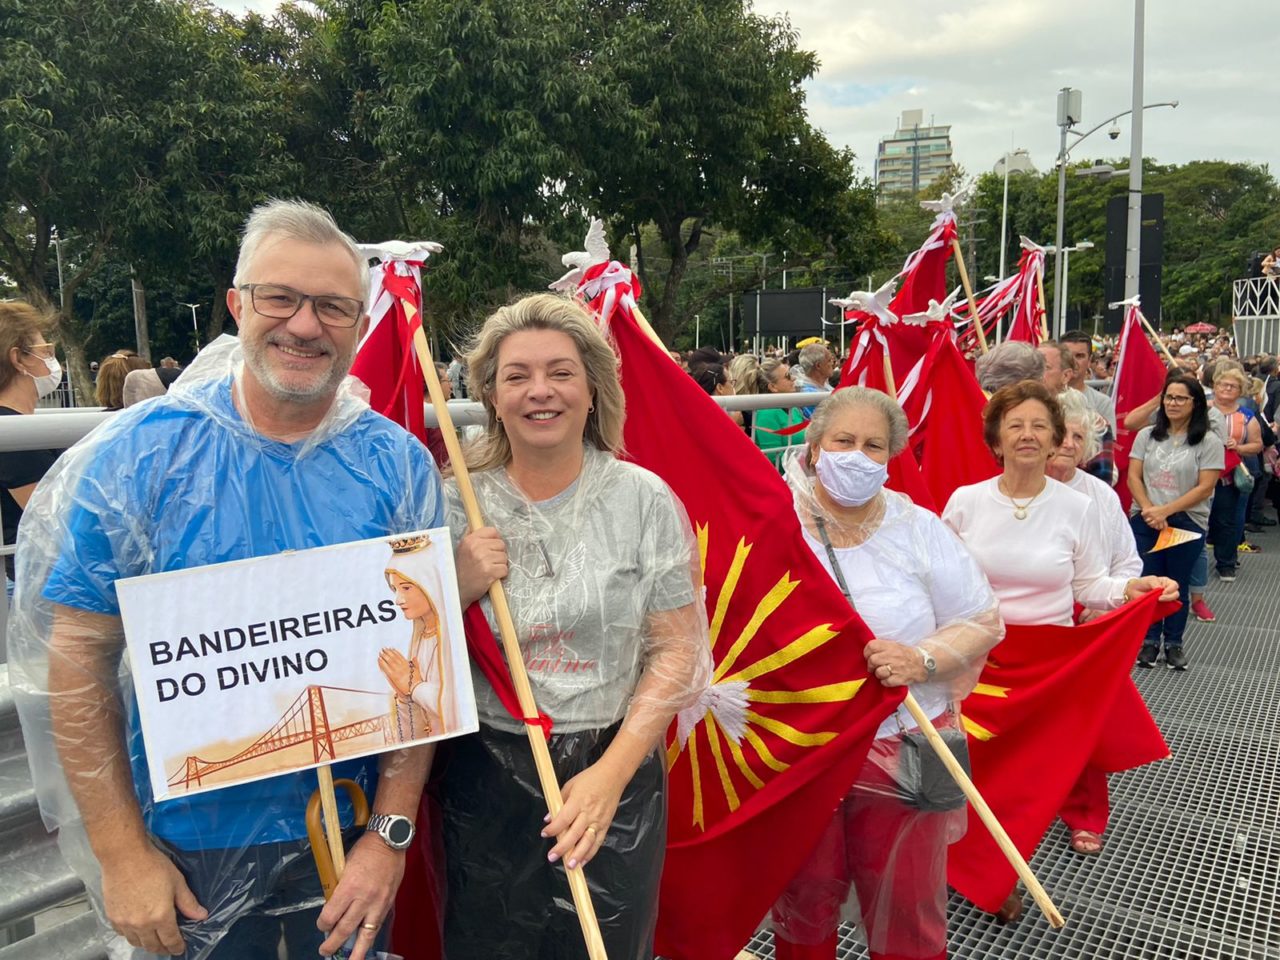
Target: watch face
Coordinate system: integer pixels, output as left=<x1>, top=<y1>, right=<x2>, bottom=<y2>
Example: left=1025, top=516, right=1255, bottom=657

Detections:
left=387, top=818, right=413, bottom=846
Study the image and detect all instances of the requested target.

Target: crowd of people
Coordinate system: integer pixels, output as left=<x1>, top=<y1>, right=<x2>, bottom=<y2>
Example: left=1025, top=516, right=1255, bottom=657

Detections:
left=0, top=197, right=1272, bottom=960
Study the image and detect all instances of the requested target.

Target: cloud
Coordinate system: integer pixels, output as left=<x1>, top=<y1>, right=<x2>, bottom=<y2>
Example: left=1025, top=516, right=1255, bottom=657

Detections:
left=759, top=0, right=1267, bottom=184
left=213, top=1, right=1265, bottom=187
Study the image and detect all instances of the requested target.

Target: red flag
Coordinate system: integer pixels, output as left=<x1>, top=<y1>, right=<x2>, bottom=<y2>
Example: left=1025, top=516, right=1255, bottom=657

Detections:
left=1003, top=245, right=1047, bottom=346
left=840, top=216, right=957, bottom=392
left=1110, top=304, right=1170, bottom=512
left=947, top=593, right=1175, bottom=910
left=885, top=445, right=937, bottom=513
left=900, top=334, right=999, bottom=512
left=351, top=262, right=429, bottom=445
left=572, top=263, right=902, bottom=960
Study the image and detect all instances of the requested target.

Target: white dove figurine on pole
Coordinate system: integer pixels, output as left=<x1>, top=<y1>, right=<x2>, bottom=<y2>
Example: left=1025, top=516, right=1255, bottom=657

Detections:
left=549, top=218, right=611, bottom=292
left=1108, top=294, right=1142, bottom=310
left=829, top=276, right=899, bottom=326
left=900, top=287, right=962, bottom=326
left=357, top=239, right=445, bottom=263
left=918, top=182, right=975, bottom=217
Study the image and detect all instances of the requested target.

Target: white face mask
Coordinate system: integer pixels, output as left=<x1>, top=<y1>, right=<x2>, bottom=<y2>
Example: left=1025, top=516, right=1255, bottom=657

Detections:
left=815, top=448, right=889, bottom=507
left=25, top=353, right=62, bottom=399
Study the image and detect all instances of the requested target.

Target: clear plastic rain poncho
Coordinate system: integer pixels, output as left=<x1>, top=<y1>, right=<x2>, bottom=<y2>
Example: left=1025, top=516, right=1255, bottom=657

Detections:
left=771, top=449, right=1003, bottom=957
left=7, top=335, right=443, bottom=959
left=435, top=443, right=712, bottom=959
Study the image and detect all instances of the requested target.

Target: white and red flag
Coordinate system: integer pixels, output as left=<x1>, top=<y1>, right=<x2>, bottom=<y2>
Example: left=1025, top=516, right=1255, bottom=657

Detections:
left=1001, top=238, right=1047, bottom=345
left=349, top=240, right=444, bottom=447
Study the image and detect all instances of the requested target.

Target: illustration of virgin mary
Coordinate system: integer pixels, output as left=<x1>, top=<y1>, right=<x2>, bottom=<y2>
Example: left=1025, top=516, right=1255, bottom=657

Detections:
left=379, top=535, right=455, bottom=742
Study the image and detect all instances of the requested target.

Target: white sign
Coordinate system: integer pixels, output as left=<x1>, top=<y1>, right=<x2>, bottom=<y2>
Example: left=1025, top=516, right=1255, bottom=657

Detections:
left=116, top=529, right=476, bottom=801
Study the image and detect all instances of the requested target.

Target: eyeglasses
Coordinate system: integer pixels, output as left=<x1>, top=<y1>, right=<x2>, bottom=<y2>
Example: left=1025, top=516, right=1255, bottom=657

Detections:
left=239, top=283, right=363, bottom=328
left=23, top=342, right=56, bottom=360
left=1163, top=394, right=1193, bottom=404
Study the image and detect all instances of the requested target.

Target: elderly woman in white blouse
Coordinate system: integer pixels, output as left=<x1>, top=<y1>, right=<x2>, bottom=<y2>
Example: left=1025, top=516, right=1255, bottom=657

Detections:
left=943, top=379, right=1175, bottom=920
left=772, top=387, right=1003, bottom=960
left=1046, top=390, right=1143, bottom=858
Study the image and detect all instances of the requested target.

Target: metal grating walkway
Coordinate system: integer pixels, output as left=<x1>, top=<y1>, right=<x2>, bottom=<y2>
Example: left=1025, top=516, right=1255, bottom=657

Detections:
left=738, top=522, right=1280, bottom=960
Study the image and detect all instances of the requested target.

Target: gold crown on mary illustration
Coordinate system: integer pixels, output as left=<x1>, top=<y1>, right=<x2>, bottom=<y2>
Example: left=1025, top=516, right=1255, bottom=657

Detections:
left=389, top=534, right=431, bottom=554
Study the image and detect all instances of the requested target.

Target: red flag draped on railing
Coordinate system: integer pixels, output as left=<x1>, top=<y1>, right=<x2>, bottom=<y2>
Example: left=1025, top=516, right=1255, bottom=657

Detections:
left=570, top=261, right=902, bottom=960
left=947, top=593, right=1175, bottom=910
left=1110, top=300, right=1170, bottom=512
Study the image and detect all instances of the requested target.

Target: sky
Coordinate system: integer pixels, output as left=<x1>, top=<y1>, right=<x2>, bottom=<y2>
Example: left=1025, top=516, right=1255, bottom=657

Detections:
left=218, top=1, right=1265, bottom=181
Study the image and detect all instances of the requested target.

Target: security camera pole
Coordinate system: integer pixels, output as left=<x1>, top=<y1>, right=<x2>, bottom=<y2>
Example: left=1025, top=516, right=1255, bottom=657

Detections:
left=1051, top=75, right=1178, bottom=337
left=1051, top=88, right=1081, bottom=338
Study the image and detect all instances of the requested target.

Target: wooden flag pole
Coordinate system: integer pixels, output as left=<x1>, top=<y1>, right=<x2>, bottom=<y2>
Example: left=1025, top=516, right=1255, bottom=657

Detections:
left=950, top=238, right=990, bottom=354
left=898, top=695, right=1064, bottom=928
left=1136, top=310, right=1178, bottom=367
left=1036, top=268, right=1050, bottom=342
left=882, top=354, right=897, bottom=401
left=408, top=319, right=609, bottom=960
left=878, top=373, right=1064, bottom=929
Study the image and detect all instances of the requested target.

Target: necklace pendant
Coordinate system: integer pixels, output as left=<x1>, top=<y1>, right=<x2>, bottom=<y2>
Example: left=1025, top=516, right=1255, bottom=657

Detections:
left=1014, top=506, right=1028, bottom=520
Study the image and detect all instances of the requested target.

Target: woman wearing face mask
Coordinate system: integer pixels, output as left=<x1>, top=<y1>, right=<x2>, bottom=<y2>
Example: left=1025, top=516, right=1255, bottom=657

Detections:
left=0, top=301, right=64, bottom=599
left=770, top=388, right=1004, bottom=960
left=944, top=380, right=1176, bottom=920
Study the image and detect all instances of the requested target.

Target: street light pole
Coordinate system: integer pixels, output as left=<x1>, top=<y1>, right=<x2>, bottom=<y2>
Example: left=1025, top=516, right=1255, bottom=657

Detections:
left=1052, top=88, right=1078, bottom=335
left=1124, top=0, right=1145, bottom=305
left=999, top=156, right=1012, bottom=281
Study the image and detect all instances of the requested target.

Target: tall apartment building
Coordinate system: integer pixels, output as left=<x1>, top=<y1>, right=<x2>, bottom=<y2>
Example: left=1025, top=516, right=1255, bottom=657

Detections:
left=875, top=109, right=954, bottom=196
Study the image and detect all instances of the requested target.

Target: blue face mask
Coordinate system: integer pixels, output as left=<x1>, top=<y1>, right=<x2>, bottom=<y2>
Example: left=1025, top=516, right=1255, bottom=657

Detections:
left=815, top=448, right=888, bottom=507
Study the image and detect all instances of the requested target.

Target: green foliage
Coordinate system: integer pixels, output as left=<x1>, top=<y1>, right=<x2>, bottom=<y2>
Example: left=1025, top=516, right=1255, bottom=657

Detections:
left=969, top=159, right=1280, bottom=327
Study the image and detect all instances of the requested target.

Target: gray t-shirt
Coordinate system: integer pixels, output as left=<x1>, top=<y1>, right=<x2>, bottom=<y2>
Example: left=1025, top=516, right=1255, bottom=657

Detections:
left=1129, top=426, right=1225, bottom=530
left=445, top=446, right=697, bottom=733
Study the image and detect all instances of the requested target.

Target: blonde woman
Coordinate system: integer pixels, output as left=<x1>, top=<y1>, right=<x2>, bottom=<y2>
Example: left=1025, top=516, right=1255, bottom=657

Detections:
left=379, top=534, right=455, bottom=740
left=438, top=293, right=711, bottom=959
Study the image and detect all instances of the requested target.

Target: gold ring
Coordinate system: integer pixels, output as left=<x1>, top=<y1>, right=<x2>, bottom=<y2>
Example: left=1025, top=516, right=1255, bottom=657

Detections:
left=361, top=922, right=379, bottom=931
left=586, top=825, right=598, bottom=835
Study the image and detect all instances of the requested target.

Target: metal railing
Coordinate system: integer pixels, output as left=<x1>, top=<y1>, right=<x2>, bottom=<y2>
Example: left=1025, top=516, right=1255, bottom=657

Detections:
left=1232, top=276, right=1280, bottom=356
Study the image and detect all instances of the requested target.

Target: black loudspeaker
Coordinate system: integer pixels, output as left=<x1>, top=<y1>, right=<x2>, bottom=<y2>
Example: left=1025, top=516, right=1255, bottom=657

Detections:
left=1103, top=193, right=1163, bottom=332
left=738, top=288, right=844, bottom=339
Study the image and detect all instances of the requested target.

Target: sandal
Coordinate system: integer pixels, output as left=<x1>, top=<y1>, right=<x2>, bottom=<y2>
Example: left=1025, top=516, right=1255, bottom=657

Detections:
left=1070, top=829, right=1103, bottom=856
left=995, top=888, right=1025, bottom=924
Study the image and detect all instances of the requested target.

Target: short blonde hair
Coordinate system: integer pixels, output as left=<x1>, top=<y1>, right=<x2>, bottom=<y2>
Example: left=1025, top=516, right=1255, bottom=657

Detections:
left=0, top=301, right=52, bottom=392
left=1212, top=365, right=1250, bottom=392
left=463, top=293, right=624, bottom=471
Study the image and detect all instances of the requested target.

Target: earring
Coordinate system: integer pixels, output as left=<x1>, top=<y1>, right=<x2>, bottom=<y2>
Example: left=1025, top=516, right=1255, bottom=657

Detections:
left=495, top=415, right=502, bottom=422
left=588, top=404, right=595, bottom=413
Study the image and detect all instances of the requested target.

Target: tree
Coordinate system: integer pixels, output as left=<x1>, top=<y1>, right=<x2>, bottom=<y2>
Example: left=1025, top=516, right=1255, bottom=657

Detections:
left=576, top=3, right=876, bottom=342
left=0, top=0, right=304, bottom=395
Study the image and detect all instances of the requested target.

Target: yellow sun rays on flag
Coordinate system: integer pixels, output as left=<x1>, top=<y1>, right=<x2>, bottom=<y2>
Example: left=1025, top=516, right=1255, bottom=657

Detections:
left=962, top=680, right=1010, bottom=741
left=667, top=523, right=866, bottom=830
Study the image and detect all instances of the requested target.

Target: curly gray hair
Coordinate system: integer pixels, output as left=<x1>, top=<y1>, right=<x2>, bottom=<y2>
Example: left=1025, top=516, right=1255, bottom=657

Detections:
left=976, top=341, right=1045, bottom=393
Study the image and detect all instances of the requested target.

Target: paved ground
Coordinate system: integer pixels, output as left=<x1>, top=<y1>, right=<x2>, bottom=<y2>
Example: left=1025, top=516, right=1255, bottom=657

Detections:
left=740, top=520, right=1280, bottom=960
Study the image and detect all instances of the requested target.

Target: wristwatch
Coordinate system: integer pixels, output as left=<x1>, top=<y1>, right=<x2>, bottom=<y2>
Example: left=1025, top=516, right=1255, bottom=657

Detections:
left=366, top=813, right=416, bottom=851
left=919, top=648, right=937, bottom=678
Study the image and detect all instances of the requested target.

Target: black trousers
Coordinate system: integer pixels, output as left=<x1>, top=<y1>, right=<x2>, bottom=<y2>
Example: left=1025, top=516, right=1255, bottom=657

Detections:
left=439, top=723, right=666, bottom=960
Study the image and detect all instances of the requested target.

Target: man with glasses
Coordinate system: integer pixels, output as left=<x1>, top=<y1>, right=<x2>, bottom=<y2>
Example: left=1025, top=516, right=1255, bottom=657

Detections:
left=17, top=200, right=443, bottom=960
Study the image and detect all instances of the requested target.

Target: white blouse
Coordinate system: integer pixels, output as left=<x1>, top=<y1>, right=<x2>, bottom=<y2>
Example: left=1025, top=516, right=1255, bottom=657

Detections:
left=943, top=477, right=1129, bottom=627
